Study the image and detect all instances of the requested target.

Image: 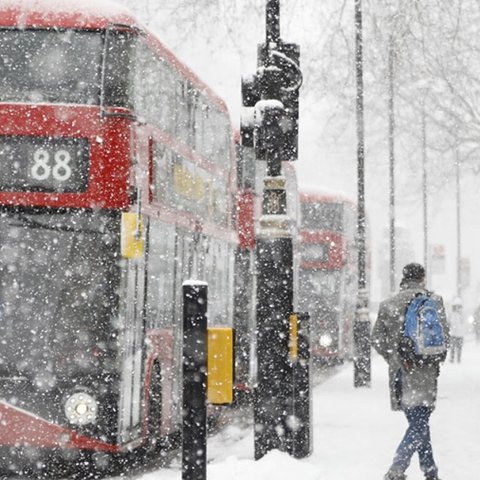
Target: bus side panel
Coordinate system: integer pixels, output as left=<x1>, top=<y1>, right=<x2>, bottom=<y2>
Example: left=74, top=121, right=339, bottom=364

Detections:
left=117, top=227, right=147, bottom=445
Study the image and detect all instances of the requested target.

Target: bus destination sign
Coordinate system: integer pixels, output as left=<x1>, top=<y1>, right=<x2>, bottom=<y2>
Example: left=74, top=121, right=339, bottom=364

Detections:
left=0, top=135, right=90, bottom=193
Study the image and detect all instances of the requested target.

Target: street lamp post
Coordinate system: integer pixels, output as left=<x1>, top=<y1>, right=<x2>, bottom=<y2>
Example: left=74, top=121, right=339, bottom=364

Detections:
left=388, top=34, right=396, bottom=294
left=455, top=151, right=461, bottom=297
left=422, top=102, right=428, bottom=271
left=353, top=0, right=371, bottom=388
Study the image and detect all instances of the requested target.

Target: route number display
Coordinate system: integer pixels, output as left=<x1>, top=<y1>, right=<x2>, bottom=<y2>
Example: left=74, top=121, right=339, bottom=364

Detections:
left=0, top=135, right=90, bottom=192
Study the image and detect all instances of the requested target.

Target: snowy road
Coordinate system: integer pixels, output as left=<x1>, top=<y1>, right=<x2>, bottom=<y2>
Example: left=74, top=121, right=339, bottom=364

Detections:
left=138, top=336, right=480, bottom=480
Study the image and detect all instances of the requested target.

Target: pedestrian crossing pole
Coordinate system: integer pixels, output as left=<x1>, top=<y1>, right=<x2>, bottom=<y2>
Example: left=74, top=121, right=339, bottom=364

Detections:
left=240, top=0, right=302, bottom=459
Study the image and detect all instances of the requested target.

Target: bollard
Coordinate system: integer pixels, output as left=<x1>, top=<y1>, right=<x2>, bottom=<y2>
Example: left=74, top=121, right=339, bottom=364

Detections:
left=288, top=312, right=312, bottom=458
left=182, top=281, right=208, bottom=480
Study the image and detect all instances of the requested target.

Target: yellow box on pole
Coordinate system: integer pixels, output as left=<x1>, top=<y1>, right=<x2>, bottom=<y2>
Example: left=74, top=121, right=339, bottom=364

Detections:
left=207, top=327, right=234, bottom=405
left=289, top=313, right=298, bottom=360
left=121, top=212, right=144, bottom=259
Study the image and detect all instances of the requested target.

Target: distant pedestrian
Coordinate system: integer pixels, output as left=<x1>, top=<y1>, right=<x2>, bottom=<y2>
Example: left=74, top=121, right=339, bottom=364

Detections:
left=372, top=263, right=450, bottom=480
left=449, top=297, right=466, bottom=363
left=473, top=305, right=480, bottom=344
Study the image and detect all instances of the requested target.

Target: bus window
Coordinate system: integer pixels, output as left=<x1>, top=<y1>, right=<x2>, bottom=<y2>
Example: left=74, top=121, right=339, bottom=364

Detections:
left=301, top=201, right=343, bottom=232
left=0, top=29, right=103, bottom=105
left=104, top=30, right=134, bottom=108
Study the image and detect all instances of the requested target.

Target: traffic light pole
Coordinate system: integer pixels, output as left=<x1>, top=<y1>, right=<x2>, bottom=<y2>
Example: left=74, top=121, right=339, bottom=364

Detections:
left=255, top=1, right=292, bottom=459
left=254, top=199, right=294, bottom=459
left=240, top=0, right=302, bottom=460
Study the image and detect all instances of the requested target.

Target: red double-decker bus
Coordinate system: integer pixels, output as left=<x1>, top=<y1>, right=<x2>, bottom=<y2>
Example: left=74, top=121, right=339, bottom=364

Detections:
left=0, top=0, right=237, bottom=473
left=298, top=192, right=358, bottom=364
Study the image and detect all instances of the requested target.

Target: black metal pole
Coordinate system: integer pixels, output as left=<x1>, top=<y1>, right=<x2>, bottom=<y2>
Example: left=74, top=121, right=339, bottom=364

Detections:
left=182, top=282, right=208, bottom=480
left=240, top=0, right=303, bottom=459
left=254, top=0, right=295, bottom=460
left=353, top=0, right=371, bottom=388
left=254, top=231, right=293, bottom=459
left=254, top=143, right=294, bottom=458
left=266, top=0, right=280, bottom=45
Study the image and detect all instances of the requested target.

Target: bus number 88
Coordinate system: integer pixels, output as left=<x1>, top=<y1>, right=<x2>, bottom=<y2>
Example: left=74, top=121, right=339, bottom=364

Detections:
left=31, top=148, right=72, bottom=182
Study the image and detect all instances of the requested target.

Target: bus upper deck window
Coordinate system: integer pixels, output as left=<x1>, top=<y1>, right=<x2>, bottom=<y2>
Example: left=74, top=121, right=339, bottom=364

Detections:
left=0, top=29, right=103, bottom=105
left=103, top=30, right=135, bottom=109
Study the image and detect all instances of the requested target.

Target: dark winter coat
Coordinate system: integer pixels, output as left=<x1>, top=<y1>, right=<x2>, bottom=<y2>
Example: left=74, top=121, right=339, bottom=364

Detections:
left=372, top=279, right=450, bottom=411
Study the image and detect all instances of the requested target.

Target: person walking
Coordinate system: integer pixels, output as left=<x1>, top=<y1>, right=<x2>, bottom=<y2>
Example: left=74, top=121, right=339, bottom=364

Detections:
left=449, top=297, right=466, bottom=363
left=372, top=263, right=450, bottom=480
left=473, top=305, right=480, bottom=344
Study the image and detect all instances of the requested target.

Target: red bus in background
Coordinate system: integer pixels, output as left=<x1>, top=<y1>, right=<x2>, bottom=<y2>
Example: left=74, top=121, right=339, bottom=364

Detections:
left=298, top=192, right=358, bottom=364
left=0, top=0, right=237, bottom=473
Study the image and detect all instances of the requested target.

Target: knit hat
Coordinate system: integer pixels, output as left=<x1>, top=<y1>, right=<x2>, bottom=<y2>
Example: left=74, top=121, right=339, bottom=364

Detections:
left=402, top=263, right=425, bottom=281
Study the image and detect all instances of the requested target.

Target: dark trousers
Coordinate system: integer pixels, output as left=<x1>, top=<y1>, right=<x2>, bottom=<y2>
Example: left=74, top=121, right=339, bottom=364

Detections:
left=391, top=406, right=438, bottom=476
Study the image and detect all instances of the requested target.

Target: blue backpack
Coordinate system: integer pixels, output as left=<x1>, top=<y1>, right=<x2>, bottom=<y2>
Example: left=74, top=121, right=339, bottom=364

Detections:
left=398, top=293, right=447, bottom=365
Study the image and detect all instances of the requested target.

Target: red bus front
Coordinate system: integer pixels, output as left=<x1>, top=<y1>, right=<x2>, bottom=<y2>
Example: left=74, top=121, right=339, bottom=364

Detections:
left=0, top=3, right=238, bottom=473
left=0, top=19, right=136, bottom=466
left=0, top=3, right=164, bottom=470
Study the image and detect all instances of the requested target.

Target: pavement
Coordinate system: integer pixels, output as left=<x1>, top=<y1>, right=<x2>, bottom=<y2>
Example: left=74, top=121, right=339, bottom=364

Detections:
left=308, top=335, right=480, bottom=479
left=202, top=335, right=480, bottom=480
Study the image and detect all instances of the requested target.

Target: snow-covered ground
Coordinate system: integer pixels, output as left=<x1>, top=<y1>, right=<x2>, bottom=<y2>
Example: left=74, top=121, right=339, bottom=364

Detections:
left=140, top=336, right=480, bottom=480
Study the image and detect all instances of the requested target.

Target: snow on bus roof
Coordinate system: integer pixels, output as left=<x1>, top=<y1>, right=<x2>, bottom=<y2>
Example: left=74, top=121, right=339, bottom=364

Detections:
left=299, top=188, right=356, bottom=207
left=0, top=0, right=133, bottom=22
left=0, top=0, right=230, bottom=115
left=182, top=279, right=208, bottom=287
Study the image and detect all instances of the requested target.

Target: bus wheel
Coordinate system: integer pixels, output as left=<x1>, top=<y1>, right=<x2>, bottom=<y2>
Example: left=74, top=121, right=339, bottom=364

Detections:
left=147, top=365, right=163, bottom=455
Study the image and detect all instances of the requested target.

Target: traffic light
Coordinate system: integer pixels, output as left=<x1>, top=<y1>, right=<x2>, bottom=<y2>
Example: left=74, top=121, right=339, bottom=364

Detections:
left=253, top=99, right=285, bottom=162
left=275, top=42, right=300, bottom=162
left=240, top=73, right=260, bottom=148
left=240, top=42, right=300, bottom=161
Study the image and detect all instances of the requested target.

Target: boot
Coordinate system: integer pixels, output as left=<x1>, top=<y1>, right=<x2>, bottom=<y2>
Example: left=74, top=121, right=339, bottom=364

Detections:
left=425, top=469, right=441, bottom=480
left=384, top=469, right=406, bottom=480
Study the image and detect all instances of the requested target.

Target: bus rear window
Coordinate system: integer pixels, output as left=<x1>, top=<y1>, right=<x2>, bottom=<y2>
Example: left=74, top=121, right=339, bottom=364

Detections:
left=0, top=29, right=102, bottom=105
left=301, top=202, right=343, bottom=232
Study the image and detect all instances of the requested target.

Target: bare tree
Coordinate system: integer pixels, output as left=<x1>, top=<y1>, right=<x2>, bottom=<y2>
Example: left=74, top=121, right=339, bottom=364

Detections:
left=116, top=0, right=480, bottom=183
